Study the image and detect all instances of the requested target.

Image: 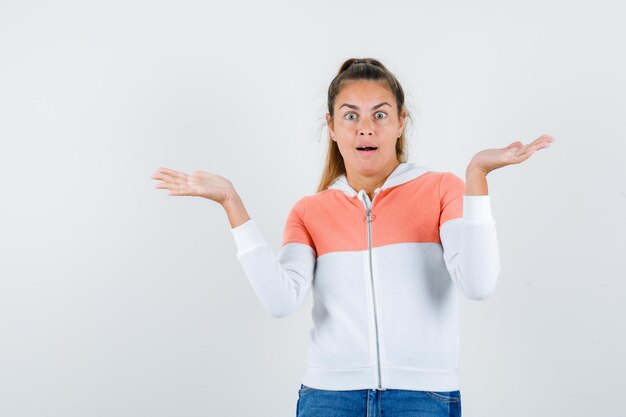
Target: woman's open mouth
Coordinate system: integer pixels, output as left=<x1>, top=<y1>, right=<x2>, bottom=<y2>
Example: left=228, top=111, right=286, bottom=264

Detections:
left=356, top=146, right=377, bottom=155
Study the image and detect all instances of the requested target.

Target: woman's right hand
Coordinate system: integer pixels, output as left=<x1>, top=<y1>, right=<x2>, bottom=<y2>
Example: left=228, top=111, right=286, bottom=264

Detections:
left=150, top=167, right=237, bottom=206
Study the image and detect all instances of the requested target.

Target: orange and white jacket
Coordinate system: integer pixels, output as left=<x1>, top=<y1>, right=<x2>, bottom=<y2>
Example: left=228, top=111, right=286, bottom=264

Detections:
left=230, top=162, right=500, bottom=391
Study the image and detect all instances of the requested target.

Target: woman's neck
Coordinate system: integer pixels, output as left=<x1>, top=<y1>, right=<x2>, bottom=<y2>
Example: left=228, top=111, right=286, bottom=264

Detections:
left=346, top=159, right=401, bottom=199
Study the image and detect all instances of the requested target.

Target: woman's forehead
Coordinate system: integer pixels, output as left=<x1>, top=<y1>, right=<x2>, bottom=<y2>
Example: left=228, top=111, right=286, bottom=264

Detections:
left=336, top=80, right=394, bottom=105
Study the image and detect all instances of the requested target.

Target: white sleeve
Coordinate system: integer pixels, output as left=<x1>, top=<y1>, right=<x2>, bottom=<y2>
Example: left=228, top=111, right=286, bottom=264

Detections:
left=230, top=217, right=316, bottom=318
left=439, top=195, right=501, bottom=300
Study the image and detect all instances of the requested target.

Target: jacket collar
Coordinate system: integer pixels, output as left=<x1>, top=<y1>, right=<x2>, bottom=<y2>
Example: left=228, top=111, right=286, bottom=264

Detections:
left=327, top=162, right=431, bottom=197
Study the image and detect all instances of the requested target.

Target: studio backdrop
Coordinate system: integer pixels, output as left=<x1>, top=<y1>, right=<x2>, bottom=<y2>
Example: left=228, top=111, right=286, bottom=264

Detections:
left=1, top=1, right=624, bottom=416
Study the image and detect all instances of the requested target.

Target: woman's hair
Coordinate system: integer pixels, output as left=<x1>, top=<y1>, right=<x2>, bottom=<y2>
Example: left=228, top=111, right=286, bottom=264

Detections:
left=316, top=58, right=411, bottom=193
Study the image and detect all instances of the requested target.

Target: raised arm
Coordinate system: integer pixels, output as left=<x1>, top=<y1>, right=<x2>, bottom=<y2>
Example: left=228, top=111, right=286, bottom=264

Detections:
left=150, top=166, right=251, bottom=228
left=439, top=173, right=501, bottom=300
left=150, top=167, right=315, bottom=318
left=229, top=199, right=316, bottom=319
left=440, top=134, right=556, bottom=300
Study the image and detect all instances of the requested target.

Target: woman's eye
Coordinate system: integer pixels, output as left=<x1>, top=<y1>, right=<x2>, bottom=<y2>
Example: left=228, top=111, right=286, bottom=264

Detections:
left=344, top=112, right=386, bottom=120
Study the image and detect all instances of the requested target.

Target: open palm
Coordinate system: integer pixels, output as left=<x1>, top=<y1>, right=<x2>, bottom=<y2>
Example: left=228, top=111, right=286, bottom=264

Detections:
left=150, top=167, right=235, bottom=205
left=470, top=134, right=556, bottom=175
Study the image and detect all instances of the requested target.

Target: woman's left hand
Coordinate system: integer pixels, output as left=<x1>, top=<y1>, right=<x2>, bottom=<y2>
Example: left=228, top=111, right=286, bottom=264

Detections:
left=468, top=134, right=556, bottom=175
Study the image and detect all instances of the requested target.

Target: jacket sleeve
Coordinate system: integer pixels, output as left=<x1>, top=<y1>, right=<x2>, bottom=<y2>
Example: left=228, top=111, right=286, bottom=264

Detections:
left=438, top=172, right=501, bottom=300
left=229, top=197, right=317, bottom=318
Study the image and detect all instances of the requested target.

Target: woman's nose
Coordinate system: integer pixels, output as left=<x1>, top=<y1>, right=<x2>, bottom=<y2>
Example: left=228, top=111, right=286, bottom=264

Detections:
left=358, top=118, right=373, bottom=135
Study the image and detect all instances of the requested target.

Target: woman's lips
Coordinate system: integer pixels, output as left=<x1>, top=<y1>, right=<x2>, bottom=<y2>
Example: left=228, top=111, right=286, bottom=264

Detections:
left=356, top=148, right=377, bottom=155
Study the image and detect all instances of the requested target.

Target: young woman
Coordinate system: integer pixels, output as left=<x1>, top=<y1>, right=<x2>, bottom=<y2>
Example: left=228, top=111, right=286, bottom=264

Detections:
left=151, top=58, right=555, bottom=417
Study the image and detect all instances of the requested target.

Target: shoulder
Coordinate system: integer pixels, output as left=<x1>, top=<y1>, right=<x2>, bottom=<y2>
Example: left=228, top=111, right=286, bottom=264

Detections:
left=438, top=171, right=465, bottom=191
left=401, top=169, right=464, bottom=194
left=287, top=191, right=324, bottom=218
left=298, top=189, right=336, bottom=205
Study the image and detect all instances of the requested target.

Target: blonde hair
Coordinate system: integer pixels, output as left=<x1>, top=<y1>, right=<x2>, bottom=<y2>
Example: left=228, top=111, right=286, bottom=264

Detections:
left=316, top=58, right=412, bottom=193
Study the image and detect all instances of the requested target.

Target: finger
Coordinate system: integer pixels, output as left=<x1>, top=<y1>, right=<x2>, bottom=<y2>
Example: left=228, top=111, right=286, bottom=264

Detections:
left=510, top=144, right=530, bottom=156
left=507, top=136, right=553, bottom=162
left=152, top=171, right=187, bottom=185
left=155, top=177, right=188, bottom=190
left=168, top=186, right=192, bottom=196
left=155, top=182, right=176, bottom=190
left=532, top=140, right=552, bottom=151
left=155, top=172, right=181, bottom=183
left=532, top=135, right=555, bottom=148
left=155, top=167, right=188, bottom=180
left=511, top=149, right=535, bottom=164
left=522, top=139, right=550, bottom=155
left=165, top=183, right=191, bottom=196
left=151, top=170, right=175, bottom=180
left=510, top=135, right=553, bottom=153
left=507, top=141, right=523, bottom=149
left=538, top=134, right=556, bottom=143
left=511, top=146, right=534, bottom=160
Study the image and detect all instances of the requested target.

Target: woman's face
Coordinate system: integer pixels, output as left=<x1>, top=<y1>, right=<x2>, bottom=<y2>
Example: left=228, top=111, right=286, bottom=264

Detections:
left=326, top=79, right=406, bottom=177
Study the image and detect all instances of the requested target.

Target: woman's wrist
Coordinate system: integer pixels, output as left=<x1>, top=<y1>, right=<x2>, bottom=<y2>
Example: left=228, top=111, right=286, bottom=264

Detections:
left=222, top=192, right=251, bottom=229
left=465, top=164, right=489, bottom=196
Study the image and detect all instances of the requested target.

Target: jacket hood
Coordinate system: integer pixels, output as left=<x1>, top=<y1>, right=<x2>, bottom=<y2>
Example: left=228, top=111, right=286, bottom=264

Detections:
left=327, top=162, right=431, bottom=197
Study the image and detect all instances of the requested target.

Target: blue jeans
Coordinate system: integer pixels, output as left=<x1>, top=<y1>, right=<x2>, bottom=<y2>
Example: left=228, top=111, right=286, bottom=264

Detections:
left=296, top=384, right=461, bottom=417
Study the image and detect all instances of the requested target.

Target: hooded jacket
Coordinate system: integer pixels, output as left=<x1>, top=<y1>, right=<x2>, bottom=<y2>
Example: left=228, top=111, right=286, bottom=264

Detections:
left=230, top=162, right=500, bottom=392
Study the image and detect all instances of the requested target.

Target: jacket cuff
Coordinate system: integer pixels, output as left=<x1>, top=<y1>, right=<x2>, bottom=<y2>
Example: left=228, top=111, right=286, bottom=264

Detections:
left=230, top=218, right=265, bottom=252
left=463, top=195, right=494, bottom=222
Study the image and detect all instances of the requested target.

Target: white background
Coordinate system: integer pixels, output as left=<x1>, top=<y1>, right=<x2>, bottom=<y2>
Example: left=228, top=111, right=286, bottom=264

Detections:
left=1, top=0, right=624, bottom=416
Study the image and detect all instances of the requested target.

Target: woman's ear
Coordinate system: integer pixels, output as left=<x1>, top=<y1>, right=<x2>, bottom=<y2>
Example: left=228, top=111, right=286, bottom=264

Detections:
left=398, top=110, right=407, bottom=136
left=325, top=113, right=335, bottom=140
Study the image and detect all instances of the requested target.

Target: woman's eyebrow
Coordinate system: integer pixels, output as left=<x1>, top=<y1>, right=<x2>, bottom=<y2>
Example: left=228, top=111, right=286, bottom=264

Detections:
left=339, top=102, right=392, bottom=110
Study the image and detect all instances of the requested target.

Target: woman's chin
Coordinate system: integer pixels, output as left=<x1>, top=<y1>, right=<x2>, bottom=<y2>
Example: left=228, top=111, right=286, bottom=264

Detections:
left=346, top=156, right=400, bottom=178
left=351, top=161, right=382, bottom=175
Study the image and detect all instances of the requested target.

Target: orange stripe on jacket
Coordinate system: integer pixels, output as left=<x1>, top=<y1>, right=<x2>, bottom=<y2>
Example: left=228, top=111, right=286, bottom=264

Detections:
left=282, top=171, right=466, bottom=257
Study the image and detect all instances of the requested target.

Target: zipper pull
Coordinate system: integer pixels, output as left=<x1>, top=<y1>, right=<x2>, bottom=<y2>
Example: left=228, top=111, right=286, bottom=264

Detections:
left=358, top=189, right=377, bottom=222
left=363, top=207, right=376, bottom=223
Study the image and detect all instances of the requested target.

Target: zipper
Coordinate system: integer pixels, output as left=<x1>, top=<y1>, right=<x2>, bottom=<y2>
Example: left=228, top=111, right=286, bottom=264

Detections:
left=358, top=188, right=385, bottom=391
